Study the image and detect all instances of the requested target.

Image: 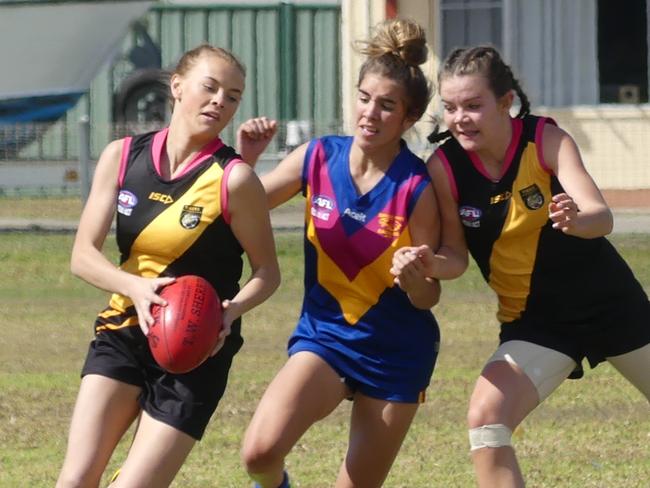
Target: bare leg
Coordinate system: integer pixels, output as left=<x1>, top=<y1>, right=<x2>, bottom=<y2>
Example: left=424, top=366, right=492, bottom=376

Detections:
left=109, top=411, right=195, bottom=487
left=607, top=343, right=650, bottom=401
left=56, top=375, right=141, bottom=488
left=335, top=394, right=418, bottom=488
left=468, top=361, right=538, bottom=488
left=241, top=351, right=349, bottom=488
left=468, top=341, right=576, bottom=488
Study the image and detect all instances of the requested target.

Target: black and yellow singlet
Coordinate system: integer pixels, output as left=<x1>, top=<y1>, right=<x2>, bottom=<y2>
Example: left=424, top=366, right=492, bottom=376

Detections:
left=95, top=128, right=244, bottom=333
left=436, top=115, right=646, bottom=325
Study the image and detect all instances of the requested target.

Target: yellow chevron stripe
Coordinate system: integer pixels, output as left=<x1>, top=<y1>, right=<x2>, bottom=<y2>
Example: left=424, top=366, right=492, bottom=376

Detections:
left=110, top=164, right=224, bottom=312
left=305, top=187, right=412, bottom=325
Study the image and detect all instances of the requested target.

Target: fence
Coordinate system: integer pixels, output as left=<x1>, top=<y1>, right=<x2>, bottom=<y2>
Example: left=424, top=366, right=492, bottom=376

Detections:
left=0, top=119, right=336, bottom=197
left=1, top=2, right=341, bottom=168
left=2, top=106, right=650, bottom=197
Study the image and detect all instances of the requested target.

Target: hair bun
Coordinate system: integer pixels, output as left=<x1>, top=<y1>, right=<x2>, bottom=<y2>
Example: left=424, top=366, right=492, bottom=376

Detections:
left=357, top=18, right=428, bottom=67
left=397, top=39, right=428, bottom=66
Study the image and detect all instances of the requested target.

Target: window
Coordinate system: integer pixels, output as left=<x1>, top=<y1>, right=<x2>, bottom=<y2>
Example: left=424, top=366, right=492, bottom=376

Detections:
left=598, top=0, right=648, bottom=103
left=440, top=0, right=503, bottom=57
left=439, top=1, right=650, bottom=107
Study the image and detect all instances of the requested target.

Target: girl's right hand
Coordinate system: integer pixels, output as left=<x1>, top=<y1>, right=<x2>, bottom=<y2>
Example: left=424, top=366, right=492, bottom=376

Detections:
left=390, top=244, right=434, bottom=284
left=125, top=275, right=176, bottom=335
left=391, top=245, right=436, bottom=283
left=236, top=117, right=278, bottom=165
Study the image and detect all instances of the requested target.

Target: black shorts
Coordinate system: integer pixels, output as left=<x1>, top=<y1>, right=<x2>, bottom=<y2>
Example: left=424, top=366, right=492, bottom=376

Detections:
left=81, top=321, right=243, bottom=440
left=500, top=296, right=650, bottom=379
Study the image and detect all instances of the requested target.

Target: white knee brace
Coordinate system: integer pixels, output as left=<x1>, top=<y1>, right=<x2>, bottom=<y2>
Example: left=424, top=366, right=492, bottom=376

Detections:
left=468, top=424, right=512, bottom=451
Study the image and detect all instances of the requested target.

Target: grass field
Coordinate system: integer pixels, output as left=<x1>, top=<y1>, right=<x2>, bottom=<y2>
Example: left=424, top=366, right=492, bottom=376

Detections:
left=0, top=196, right=84, bottom=221
left=0, top=230, right=649, bottom=487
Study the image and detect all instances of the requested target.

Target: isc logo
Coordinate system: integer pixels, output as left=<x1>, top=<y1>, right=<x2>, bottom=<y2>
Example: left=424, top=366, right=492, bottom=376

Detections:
left=149, top=192, right=174, bottom=204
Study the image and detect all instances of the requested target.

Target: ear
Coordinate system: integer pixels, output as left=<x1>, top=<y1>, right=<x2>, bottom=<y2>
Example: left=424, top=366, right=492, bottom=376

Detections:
left=498, top=90, right=514, bottom=114
left=170, top=73, right=183, bottom=102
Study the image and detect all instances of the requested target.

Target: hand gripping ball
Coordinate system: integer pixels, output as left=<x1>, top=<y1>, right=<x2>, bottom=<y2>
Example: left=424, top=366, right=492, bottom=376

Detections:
left=149, top=275, right=222, bottom=373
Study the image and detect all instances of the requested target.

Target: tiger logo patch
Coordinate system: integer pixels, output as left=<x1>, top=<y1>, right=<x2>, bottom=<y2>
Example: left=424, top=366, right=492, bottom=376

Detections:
left=519, top=184, right=544, bottom=210
left=180, top=205, right=203, bottom=229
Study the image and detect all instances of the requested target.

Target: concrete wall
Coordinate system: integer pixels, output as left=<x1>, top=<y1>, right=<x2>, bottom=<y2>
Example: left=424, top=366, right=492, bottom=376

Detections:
left=540, top=106, right=650, bottom=190
left=340, top=0, right=386, bottom=133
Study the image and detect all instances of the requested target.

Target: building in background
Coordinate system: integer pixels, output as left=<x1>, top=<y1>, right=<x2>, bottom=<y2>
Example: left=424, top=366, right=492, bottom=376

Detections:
left=2, top=0, right=341, bottom=160
left=2, top=0, right=649, bottom=194
left=0, top=0, right=153, bottom=156
left=343, top=0, right=650, bottom=190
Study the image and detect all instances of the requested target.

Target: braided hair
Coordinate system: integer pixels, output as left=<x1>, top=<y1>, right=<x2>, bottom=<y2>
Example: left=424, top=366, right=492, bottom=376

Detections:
left=428, top=45, right=530, bottom=144
left=355, top=19, right=432, bottom=121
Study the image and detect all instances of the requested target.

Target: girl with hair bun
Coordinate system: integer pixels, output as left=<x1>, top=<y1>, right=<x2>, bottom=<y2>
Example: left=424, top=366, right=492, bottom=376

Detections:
left=392, top=45, right=650, bottom=487
left=238, top=19, right=449, bottom=488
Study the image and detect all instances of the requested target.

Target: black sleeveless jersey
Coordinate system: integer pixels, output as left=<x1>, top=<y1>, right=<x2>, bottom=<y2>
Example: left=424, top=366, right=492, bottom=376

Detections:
left=96, top=130, right=244, bottom=332
left=436, top=115, right=647, bottom=325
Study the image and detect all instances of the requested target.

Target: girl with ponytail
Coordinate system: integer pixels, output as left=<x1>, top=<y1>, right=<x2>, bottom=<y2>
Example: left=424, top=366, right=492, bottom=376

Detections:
left=238, top=19, right=445, bottom=488
left=393, top=45, right=650, bottom=487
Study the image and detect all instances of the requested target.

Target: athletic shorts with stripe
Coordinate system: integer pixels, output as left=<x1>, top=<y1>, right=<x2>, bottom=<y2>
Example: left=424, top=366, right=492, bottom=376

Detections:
left=81, top=318, right=243, bottom=440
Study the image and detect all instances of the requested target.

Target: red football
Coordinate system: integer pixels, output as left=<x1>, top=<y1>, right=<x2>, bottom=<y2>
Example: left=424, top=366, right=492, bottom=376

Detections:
left=148, top=275, right=222, bottom=374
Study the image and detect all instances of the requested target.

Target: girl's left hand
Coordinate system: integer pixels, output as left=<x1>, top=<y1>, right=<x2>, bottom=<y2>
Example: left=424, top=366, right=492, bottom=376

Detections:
left=549, top=192, right=579, bottom=233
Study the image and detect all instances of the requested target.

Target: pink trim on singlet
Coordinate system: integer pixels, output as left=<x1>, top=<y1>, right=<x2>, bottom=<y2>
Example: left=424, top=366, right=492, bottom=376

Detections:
left=118, top=137, right=133, bottom=188
left=435, top=148, right=459, bottom=202
left=151, top=127, right=226, bottom=180
left=535, top=116, right=557, bottom=175
left=220, top=159, right=244, bottom=225
left=151, top=128, right=168, bottom=176
left=467, top=117, right=523, bottom=182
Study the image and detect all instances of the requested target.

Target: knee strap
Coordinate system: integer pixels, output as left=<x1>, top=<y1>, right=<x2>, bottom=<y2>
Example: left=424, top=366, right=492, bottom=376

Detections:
left=469, top=424, right=512, bottom=451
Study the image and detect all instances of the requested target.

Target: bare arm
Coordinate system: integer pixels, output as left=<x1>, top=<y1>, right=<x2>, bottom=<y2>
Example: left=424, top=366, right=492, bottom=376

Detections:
left=237, top=117, right=306, bottom=209
left=543, top=124, right=612, bottom=238
left=391, top=184, right=441, bottom=309
left=420, top=154, right=469, bottom=279
left=260, top=143, right=306, bottom=209
left=70, top=139, right=174, bottom=334
left=221, top=163, right=281, bottom=329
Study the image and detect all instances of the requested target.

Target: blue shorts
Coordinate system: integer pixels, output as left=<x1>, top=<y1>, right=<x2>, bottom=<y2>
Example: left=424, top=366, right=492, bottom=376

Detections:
left=288, top=337, right=438, bottom=404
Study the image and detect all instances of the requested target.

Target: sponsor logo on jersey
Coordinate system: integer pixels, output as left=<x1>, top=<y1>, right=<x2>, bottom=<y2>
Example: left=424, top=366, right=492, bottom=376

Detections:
left=343, top=207, right=366, bottom=223
left=490, top=191, right=512, bottom=205
left=149, top=191, right=174, bottom=204
left=117, top=190, right=138, bottom=216
left=180, top=205, right=203, bottom=229
left=377, top=213, right=404, bottom=238
left=459, top=205, right=482, bottom=228
left=519, top=184, right=544, bottom=210
left=310, top=194, right=335, bottom=222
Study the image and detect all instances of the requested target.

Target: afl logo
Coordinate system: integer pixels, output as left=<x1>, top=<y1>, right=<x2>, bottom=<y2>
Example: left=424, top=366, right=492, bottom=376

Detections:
left=180, top=205, right=203, bottom=229
left=311, top=194, right=335, bottom=222
left=117, top=190, right=138, bottom=216
left=459, top=205, right=482, bottom=228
